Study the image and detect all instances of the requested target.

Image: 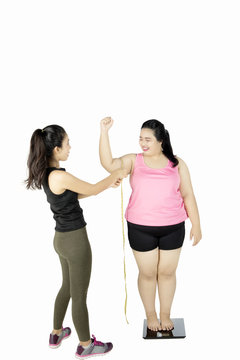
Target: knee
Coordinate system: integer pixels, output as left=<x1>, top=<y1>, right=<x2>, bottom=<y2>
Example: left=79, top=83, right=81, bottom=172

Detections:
left=158, top=266, right=176, bottom=278
left=71, top=288, right=88, bottom=302
left=139, top=268, right=158, bottom=280
left=60, top=282, right=71, bottom=297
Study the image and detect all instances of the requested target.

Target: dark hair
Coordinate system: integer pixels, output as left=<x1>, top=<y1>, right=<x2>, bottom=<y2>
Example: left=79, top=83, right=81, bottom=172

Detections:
left=25, top=125, right=66, bottom=190
left=141, top=119, right=179, bottom=167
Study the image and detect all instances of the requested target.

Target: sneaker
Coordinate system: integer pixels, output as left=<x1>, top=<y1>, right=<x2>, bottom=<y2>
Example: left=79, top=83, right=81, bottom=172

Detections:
left=49, top=326, right=71, bottom=348
left=75, top=334, right=113, bottom=358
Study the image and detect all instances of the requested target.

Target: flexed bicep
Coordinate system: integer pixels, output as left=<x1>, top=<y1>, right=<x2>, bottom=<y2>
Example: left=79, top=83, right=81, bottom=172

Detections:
left=106, top=154, right=135, bottom=174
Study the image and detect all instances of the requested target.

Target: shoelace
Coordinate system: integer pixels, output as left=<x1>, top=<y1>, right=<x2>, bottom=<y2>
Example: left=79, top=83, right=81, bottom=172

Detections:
left=92, top=335, right=104, bottom=346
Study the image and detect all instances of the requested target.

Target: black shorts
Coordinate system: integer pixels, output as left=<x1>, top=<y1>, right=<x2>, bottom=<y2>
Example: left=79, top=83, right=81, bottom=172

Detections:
left=127, top=221, right=185, bottom=252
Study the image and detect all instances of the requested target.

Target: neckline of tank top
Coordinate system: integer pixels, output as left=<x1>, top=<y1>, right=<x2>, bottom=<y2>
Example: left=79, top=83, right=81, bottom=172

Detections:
left=47, top=167, right=65, bottom=170
left=141, top=153, right=171, bottom=170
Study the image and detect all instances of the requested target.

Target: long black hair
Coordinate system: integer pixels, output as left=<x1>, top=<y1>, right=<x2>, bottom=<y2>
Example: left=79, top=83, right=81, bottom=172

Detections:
left=25, top=125, right=66, bottom=190
left=141, top=119, right=179, bottom=167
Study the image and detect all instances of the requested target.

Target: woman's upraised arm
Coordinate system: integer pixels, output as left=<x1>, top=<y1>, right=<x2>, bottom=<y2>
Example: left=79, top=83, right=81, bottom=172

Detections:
left=99, top=117, right=134, bottom=174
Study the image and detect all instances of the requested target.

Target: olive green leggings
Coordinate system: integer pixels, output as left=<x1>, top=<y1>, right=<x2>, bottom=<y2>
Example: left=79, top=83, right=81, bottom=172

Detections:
left=53, top=226, right=92, bottom=342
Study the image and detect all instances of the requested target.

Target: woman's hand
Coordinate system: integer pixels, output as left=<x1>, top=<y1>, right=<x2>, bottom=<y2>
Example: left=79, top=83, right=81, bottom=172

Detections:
left=110, top=179, right=122, bottom=188
left=100, top=117, right=114, bottom=131
left=190, top=224, right=202, bottom=246
left=108, top=168, right=128, bottom=188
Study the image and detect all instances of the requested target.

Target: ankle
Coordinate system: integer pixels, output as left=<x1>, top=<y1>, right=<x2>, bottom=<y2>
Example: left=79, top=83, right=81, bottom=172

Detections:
left=160, top=312, right=170, bottom=318
left=80, top=339, right=91, bottom=347
left=146, top=310, right=157, bottom=319
left=52, top=328, right=62, bottom=335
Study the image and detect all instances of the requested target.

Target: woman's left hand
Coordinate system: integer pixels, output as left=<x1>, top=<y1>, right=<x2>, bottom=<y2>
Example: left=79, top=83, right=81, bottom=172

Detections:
left=190, top=224, right=202, bottom=246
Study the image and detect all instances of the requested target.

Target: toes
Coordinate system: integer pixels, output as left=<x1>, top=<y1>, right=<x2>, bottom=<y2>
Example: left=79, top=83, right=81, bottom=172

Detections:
left=160, top=319, right=174, bottom=331
left=147, top=320, right=161, bottom=332
left=148, top=325, right=161, bottom=332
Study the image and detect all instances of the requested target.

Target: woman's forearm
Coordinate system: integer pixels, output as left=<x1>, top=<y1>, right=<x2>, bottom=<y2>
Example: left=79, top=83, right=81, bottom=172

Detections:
left=99, top=129, right=113, bottom=170
left=183, top=193, right=201, bottom=226
left=92, top=173, right=116, bottom=195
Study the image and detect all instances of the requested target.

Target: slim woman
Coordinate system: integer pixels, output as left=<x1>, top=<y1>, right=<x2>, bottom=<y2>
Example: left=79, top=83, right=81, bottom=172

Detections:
left=99, top=118, right=202, bottom=331
left=25, top=125, right=127, bottom=358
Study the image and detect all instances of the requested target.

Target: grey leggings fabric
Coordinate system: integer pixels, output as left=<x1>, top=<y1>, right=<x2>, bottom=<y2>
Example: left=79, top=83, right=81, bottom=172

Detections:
left=53, top=226, right=92, bottom=341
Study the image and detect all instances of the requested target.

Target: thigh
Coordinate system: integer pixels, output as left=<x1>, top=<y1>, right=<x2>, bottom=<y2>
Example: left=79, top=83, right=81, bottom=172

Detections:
left=127, top=221, right=158, bottom=252
left=58, top=254, right=70, bottom=285
left=158, top=247, right=182, bottom=274
left=68, top=259, right=92, bottom=298
left=55, top=227, right=92, bottom=296
left=158, top=222, right=185, bottom=251
left=54, top=227, right=92, bottom=264
left=67, top=228, right=92, bottom=296
left=133, top=248, right=159, bottom=276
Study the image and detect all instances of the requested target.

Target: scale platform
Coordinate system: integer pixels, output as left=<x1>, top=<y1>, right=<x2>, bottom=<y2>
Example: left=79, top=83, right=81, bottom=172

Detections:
left=143, top=318, right=186, bottom=339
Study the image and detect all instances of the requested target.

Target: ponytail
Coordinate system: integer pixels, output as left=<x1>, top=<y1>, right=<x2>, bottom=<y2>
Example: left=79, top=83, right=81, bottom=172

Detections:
left=25, top=125, right=66, bottom=190
left=141, top=119, right=179, bottom=167
left=162, top=129, right=178, bottom=167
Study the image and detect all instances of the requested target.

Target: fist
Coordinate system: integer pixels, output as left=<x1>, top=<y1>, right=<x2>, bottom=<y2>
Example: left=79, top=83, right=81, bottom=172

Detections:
left=110, top=179, right=122, bottom=188
left=100, top=117, right=114, bottom=131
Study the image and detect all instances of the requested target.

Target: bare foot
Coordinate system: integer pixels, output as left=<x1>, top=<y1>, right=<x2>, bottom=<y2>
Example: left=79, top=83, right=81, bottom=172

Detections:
left=160, top=313, right=174, bottom=331
left=146, top=312, right=161, bottom=331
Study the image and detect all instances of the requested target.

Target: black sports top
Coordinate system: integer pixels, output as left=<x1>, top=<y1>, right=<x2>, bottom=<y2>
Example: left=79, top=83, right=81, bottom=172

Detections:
left=42, top=167, right=87, bottom=232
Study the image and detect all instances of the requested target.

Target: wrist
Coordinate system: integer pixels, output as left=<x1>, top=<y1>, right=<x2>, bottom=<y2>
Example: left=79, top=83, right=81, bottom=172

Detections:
left=191, top=221, right=201, bottom=228
left=100, top=128, right=109, bottom=134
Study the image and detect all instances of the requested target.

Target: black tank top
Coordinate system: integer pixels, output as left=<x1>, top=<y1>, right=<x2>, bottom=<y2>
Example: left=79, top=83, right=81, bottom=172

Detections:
left=42, top=167, right=87, bottom=232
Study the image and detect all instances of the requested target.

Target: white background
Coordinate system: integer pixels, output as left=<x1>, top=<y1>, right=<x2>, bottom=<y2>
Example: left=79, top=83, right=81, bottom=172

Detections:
left=1, top=0, right=240, bottom=359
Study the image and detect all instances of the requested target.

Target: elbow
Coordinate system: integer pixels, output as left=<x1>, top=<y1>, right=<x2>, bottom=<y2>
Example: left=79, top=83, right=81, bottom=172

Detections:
left=99, top=158, right=105, bottom=167
left=100, top=159, right=113, bottom=173
left=101, top=165, right=112, bottom=174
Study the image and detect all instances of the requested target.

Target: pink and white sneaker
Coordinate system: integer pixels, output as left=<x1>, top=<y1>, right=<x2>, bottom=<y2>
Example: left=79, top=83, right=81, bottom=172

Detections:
left=49, top=326, right=71, bottom=348
left=75, top=334, right=113, bottom=358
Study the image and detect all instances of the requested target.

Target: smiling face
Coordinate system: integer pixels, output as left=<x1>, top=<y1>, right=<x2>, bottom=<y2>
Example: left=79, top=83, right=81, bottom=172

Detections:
left=139, top=128, right=162, bottom=156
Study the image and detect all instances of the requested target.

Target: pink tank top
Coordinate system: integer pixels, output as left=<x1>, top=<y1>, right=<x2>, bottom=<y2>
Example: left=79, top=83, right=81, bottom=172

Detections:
left=125, top=153, right=188, bottom=226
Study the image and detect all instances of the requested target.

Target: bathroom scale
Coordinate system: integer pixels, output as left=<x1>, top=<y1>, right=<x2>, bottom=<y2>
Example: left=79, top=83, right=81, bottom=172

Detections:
left=143, top=318, right=186, bottom=339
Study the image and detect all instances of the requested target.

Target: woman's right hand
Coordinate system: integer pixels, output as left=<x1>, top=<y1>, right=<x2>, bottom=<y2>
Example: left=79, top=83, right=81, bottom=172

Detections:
left=100, top=117, right=114, bottom=131
left=109, top=168, right=128, bottom=188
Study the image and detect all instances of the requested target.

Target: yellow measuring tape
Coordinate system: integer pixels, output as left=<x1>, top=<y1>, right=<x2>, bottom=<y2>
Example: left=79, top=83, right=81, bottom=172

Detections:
left=121, top=158, right=129, bottom=324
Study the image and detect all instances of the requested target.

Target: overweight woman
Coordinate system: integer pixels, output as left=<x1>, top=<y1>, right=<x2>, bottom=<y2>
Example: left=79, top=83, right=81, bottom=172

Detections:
left=99, top=117, right=202, bottom=332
